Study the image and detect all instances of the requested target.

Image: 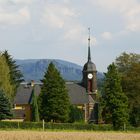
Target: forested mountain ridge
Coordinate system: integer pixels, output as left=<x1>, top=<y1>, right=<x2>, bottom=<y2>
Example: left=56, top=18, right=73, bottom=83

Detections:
left=16, top=59, right=104, bottom=82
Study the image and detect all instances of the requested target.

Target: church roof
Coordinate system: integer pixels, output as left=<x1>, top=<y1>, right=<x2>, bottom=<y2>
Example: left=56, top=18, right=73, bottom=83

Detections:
left=83, top=30, right=96, bottom=72
left=83, top=61, right=96, bottom=72
left=66, top=82, right=93, bottom=104
left=14, top=82, right=94, bottom=105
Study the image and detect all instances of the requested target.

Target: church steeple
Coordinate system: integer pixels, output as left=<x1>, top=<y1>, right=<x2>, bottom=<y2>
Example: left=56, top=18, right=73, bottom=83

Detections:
left=82, top=28, right=98, bottom=123
left=88, top=28, right=91, bottom=62
left=82, top=28, right=97, bottom=93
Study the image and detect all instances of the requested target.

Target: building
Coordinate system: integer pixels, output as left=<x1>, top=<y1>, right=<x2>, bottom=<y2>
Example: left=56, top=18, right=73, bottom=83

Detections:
left=13, top=30, right=98, bottom=122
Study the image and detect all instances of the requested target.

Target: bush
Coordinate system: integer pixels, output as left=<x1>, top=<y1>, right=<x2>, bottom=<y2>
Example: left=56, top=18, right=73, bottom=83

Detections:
left=0, top=121, right=139, bottom=131
left=68, top=105, right=84, bottom=123
left=0, top=121, right=112, bottom=131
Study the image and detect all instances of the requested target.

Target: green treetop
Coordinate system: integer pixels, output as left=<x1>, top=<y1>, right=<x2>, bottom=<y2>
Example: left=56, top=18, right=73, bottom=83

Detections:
left=102, top=63, right=129, bottom=130
left=38, top=62, right=70, bottom=122
left=115, top=52, right=140, bottom=126
left=2, top=50, right=24, bottom=95
left=0, top=90, right=13, bottom=120
left=0, top=53, right=14, bottom=100
left=31, top=87, right=40, bottom=122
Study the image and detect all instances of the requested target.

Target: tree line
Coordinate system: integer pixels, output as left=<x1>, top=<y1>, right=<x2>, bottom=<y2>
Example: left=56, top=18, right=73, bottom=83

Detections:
left=100, top=52, right=140, bottom=129
left=0, top=50, right=139, bottom=130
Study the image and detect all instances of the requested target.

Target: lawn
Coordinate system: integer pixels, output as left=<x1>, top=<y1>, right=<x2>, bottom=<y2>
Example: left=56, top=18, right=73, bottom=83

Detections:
left=0, top=131, right=140, bottom=140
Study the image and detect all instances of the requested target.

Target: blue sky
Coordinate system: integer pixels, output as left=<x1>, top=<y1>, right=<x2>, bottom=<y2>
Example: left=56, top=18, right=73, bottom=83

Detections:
left=0, top=0, right=140, bottom=72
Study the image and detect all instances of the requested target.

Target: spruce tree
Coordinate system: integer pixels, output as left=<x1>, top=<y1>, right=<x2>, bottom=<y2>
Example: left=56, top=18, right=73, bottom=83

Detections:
left=31, top=88, right=40, bottom=122
left=103, top=63, right=128, bottom=129
left=38, top=62, right=70, bottom=122
left=0, top=90, right=13, bottom=120
left=2, top=50, right=24, bottom=95
left=0, top=53, right=14, bottom=100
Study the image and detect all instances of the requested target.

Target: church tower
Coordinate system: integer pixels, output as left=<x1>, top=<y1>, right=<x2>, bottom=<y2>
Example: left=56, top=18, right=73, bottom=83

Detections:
left=82, top=28, right=97, bottom=97
left=82, top=28, right=98, bottom=123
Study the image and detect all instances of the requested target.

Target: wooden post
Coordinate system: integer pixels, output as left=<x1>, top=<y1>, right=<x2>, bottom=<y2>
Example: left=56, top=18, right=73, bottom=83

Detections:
left=18, top=122, right=20, bottom=129
left=84, top=104, right=87, bottom=123
left=43, top=119, right=45, bottom=131
left=123, top=123, right=126, bottom=131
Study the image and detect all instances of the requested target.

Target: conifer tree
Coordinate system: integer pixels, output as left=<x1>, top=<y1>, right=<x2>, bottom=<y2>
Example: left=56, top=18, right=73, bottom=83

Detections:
left=31, top=88, right=40, bottom=122
left=102, top=63, right=128, bottom=129
left=38, top=62, right=70, bottom=122
left=0, top=90, right=13, bottom=120
left=2, top=50, right=24, bottom=95
left=0, top=53, right=14, bottom=100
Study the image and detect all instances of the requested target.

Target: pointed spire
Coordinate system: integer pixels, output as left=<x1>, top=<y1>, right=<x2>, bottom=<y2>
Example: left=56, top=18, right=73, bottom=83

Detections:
left=88, top=28, right=91, bottom=62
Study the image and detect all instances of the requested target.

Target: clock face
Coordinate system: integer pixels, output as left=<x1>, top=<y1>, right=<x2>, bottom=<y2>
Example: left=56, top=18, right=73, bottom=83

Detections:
left=88, top=73, right=93, bottom=79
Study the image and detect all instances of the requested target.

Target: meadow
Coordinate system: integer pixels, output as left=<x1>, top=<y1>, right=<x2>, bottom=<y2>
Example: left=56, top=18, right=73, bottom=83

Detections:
left=0, top=131, right=140, bottom=140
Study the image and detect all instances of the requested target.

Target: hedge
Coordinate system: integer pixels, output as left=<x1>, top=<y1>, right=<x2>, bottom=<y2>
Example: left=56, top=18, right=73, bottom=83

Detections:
left=0, top=121, right=139, bottom=131
left=0, top=121, right=112, bottom=130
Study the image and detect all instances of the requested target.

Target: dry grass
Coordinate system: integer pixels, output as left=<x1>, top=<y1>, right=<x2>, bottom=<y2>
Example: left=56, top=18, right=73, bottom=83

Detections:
left=0, top=131, right=140, bottom=140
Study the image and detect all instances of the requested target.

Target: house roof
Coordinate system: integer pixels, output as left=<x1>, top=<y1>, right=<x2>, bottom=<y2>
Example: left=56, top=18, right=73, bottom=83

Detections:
left=14, top=82, right=94, bottom=105
left=14, top=84, right=41, bottom=104
left=66, top=82, right=93, bottom=104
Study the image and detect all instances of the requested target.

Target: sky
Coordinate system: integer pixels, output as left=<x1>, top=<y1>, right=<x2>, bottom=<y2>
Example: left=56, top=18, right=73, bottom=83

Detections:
left=0, top=0, right=140, bottom=72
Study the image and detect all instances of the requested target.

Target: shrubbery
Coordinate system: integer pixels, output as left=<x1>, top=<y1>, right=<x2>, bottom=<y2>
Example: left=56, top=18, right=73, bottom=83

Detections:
left=68, top=105, right=84, bottom=123
left=0, top=121, right=140, bottom=131
left=0, top=121, right=113, bottom=130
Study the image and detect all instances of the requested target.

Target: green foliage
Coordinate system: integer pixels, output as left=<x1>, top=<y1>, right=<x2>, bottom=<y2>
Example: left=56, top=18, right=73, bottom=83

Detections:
left=0, top=121, right=113, bottom=131
left=68, top=105, right=84, bottom=123
left=102, top=63, right=129, bottom=130
left=38, top=62, right=70, bottom=122
left=115, top=52, right=140, bottom=126
left=31, top=88, right=40, bottom=122
left=2, top=50, right=24, bottom=98
left=0, top=90, right=13, bottom=120
left=0, top=53, right=14, bottom=100
left=0, top=121, right=140, bottom=131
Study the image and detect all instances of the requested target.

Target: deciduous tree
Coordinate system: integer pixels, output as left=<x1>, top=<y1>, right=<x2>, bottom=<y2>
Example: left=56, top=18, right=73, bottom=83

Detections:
left=115, top=52, right=140, bottom=126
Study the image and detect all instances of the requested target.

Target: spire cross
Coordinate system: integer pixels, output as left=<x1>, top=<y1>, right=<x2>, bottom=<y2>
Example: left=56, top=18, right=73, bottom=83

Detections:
left=88, top=27, right=90, bottom=47
left=88, top=27, right=91, bottom=62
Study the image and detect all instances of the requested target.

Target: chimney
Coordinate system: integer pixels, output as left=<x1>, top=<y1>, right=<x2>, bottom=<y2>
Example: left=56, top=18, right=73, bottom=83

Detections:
left=31, top=80, right=35, bottom=87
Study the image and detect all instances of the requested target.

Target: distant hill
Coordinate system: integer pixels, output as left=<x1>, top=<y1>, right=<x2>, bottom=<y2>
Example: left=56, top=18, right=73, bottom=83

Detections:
left=16, top=59, right=104, bottom=82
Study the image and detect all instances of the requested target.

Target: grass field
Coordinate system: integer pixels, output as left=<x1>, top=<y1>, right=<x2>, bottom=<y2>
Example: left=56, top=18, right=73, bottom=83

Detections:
left=0, top=131, right=140, bottom=140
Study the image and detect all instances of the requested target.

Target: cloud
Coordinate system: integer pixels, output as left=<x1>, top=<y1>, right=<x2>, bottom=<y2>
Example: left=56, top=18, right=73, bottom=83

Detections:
left=92, top=0, right=140, bottom=32
left=92, top=0, right=134, bottom=12
left=0, top=0, right=33, bottom=5
left=40, top=3, right=78, bottom=28
left=40, top=2, right=98, bottom=45
left=64, top=25, right=85, bottom=40
left=0, top=7, right=30, bottom=25
left=0, top=0, right=32, bottom=26
left=64, top=25, right=97, bottom=46
left=124, top=5, right=140, bottom=31
left=101, top=32, right=112, bottom=40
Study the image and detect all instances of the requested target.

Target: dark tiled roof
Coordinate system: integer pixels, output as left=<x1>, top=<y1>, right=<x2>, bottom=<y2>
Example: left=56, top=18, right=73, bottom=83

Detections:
left=14, top=84, right=41, bottom=104
left=66, top=82, right=92, bottom=104
left=14, top=82, right=94, bottom=105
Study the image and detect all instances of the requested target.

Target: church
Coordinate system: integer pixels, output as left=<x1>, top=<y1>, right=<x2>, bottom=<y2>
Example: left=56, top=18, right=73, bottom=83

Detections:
left=13, top=31, right=98, bottom=122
